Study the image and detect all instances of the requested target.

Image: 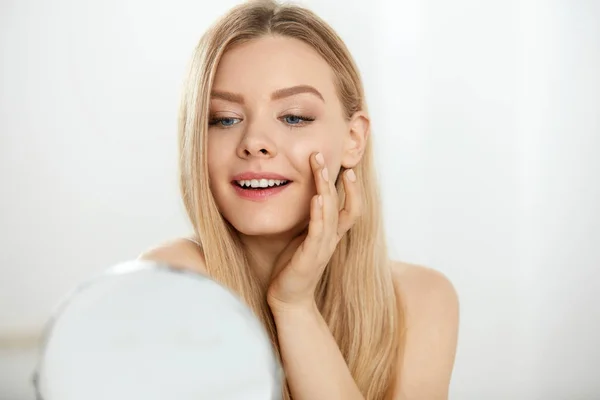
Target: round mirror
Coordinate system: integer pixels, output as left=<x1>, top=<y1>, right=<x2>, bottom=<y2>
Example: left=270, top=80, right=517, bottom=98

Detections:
left=32, top=260, right=283, bottom=400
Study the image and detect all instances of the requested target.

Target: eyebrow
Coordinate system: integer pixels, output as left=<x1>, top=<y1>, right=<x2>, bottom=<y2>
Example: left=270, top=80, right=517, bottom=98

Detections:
left=210, top=84, right=325, bottom=104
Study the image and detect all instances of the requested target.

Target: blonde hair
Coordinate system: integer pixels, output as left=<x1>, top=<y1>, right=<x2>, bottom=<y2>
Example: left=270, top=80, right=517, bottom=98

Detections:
left=178, top=1, right=403, bottom=398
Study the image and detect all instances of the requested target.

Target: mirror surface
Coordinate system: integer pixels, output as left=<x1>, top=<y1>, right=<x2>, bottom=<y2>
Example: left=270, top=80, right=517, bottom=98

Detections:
left=33, top=260, right=283, bottom=400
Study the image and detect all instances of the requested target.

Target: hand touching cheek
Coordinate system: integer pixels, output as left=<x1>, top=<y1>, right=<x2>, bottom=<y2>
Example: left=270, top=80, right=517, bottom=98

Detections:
left=267, top=152, right=361, bottom=311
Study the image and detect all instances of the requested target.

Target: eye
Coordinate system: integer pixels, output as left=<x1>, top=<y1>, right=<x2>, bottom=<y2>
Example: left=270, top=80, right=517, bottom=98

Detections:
left=208, top=117, right=242, bottom=128
left=281, top=114, right=316, bottom=126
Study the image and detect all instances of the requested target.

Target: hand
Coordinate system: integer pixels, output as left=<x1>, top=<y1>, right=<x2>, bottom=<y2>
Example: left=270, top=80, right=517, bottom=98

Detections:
left=267, top=152, right=362, bottom=312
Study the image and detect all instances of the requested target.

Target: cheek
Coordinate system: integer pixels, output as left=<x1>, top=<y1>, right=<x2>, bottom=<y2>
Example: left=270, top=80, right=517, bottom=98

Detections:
left=318, top=121, right=347, bottom=165
left=206, top=139, right=232, bottom=199
left=206, top=134, right=229, bottom=175
left=206, top=144, right=218, bottom=181
left=288, top=129, right=343, bottom=165
left=285, top=138, right=343, bottom=185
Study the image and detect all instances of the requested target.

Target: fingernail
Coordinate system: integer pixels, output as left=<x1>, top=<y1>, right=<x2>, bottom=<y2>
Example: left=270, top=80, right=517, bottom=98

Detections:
left=321, top=167, right=329, bottom=182
left=346, top=169, right=356, bottom=182
left=318, top=195, right=323, bottom=206
left=315, top=153, right=325, bottom=165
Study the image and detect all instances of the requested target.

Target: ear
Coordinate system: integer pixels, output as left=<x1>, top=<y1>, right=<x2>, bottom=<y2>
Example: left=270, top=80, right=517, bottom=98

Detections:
left=341, top=111, right=370, bottom=169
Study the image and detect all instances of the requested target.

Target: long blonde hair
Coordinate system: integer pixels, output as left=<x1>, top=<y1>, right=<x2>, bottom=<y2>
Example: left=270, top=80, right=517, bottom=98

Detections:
left=178, top=1, right=402, bottom=398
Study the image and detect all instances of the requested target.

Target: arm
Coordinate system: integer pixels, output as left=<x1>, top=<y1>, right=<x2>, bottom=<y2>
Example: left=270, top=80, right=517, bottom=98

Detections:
left=269, top=300, right=364, bottom=400
left=265, top=153, right=365, bottom=399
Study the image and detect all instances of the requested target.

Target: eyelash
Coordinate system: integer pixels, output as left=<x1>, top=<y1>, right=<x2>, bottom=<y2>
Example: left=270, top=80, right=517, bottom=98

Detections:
left=208, top=114, right=316, bottom=129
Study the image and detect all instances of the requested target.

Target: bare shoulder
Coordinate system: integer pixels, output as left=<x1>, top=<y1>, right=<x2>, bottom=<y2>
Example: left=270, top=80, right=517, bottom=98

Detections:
left=137, top=237, right=207, bottom=275
left=390, top=261, right=459, bottom=400
left=391, top=261, right=459, bottom=311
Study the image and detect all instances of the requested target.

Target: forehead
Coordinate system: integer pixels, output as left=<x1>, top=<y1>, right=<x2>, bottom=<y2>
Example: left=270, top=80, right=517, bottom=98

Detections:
left=212, top=35, right=338, bottom=101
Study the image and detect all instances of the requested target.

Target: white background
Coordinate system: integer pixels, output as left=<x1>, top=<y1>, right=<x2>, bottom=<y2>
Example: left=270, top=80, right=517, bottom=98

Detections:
left=1, top=0, right=599, bottom=399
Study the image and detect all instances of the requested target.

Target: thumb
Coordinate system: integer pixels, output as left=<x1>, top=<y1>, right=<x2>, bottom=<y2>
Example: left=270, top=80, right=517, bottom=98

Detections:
left=271, top=234, right=306, bottom=280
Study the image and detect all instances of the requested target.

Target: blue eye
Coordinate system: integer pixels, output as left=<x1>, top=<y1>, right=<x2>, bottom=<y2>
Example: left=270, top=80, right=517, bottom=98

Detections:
left=285, top=115, right=302, bottom=124
left=208, top=117, right=241, bottom=127
left=282, top=114, right=315, bottom=126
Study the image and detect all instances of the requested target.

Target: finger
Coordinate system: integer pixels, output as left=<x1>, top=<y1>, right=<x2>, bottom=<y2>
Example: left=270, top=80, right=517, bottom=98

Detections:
left=291, top=194, right=323, bottom=275
left=310, top=152, right=330, bottom=196
left=310, top=153, right=337, bottom=244
left=306, top=193, right=324, bottom=241
left=337, top=168, right=361, bottom=238
left=270, top=234, right=305, bottom=280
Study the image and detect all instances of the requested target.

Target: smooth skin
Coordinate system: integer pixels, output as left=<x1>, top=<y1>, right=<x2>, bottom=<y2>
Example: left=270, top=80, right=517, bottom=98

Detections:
left=141, top=35, right=459, bottom=399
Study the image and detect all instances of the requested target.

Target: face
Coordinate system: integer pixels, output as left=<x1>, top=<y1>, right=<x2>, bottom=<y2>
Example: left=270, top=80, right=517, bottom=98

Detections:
left=207, top=35, right=367, bottom=238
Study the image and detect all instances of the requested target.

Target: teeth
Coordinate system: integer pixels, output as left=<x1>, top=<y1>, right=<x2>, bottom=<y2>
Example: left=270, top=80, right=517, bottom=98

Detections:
left=236, top=179, right=288, bottom=188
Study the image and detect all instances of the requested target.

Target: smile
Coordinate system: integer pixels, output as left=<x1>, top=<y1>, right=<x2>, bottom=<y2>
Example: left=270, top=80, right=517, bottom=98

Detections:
left=231, top=179, right=292, bottom=201
left=235, top=179, right=290, bottom=189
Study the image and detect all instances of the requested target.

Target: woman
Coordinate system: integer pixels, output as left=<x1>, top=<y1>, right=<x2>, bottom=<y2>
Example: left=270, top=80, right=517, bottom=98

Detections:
left=140, top=0, right=459, bottom=399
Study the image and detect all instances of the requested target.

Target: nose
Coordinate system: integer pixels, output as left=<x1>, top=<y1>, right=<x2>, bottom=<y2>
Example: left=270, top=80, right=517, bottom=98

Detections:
left=236, top=123, right=277, bottom=159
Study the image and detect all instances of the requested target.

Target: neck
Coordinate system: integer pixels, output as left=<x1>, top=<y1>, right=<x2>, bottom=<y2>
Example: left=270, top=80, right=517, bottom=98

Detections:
left=238, top=225, right=307, bottom=288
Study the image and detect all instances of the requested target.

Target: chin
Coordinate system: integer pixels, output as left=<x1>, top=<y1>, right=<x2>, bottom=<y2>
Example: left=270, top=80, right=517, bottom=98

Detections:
left=228, top=216, right=308, bottom=238
left=214, top=184, right=312, bottom=238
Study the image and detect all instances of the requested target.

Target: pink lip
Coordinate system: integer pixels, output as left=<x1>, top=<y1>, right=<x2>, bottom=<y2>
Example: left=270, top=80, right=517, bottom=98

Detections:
left=230, top=171, right=292, bottom=202
left=231, top=172, right=291, bottom=181
left=232, top=182, right=290, bottom=201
